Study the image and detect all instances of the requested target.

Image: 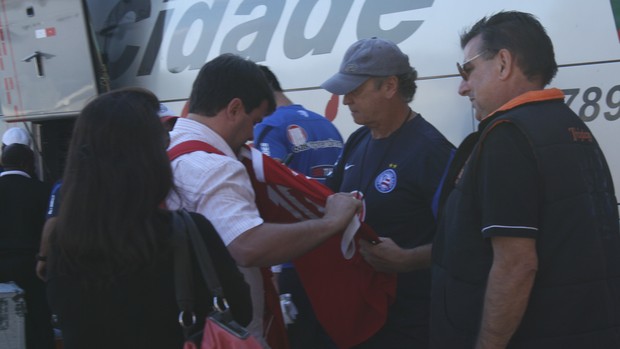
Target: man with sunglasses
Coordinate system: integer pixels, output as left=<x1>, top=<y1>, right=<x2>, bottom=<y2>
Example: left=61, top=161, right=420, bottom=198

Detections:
left=431, top=11, right=620, bottom=349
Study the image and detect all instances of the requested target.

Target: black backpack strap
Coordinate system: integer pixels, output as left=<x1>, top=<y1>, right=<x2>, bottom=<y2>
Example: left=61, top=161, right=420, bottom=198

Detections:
left=172, top=211, right=197, bottom=331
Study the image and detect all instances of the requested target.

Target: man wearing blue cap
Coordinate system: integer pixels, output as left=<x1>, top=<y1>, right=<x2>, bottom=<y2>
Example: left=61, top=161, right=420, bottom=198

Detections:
left=322, top=37, right=455, bottom=348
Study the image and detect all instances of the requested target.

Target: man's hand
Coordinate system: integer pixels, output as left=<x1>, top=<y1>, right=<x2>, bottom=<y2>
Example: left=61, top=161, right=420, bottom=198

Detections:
left=228, top=192, right=362, bottom=267
left=35, top=260, right=46, bottom=281
left=476, top=237, right=537, bottom=349
left=360, top=238, right=431, bottom=273
left=323, top=192, right=362, bottom=231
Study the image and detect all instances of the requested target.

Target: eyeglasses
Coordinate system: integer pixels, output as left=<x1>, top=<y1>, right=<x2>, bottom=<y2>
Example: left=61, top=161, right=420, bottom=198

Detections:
left=456, top=51, right=486, bottom=81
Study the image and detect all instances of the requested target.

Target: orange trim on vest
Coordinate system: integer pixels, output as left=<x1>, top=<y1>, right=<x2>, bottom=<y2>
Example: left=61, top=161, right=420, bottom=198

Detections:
left=482, top=88, right=565, bottom=121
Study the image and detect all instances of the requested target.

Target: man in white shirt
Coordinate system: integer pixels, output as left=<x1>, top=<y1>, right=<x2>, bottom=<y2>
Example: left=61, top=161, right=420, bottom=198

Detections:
left=166, top=53, right=360, bottom=348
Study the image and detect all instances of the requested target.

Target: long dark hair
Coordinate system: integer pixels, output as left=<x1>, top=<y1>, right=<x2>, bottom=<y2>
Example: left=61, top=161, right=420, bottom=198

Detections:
left=51, top=87, right=173, bottom=281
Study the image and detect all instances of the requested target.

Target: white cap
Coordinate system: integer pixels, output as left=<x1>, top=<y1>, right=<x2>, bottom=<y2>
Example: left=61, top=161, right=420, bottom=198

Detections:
left=2, top=127, right=31, bottom=147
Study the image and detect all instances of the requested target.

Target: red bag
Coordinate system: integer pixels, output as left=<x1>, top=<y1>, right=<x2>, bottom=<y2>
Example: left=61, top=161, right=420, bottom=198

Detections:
left=183, top=312, right=262, bottom=349
left=173, top=210, right=264, bottom=349
left=202, top=315, right=262, bottom=348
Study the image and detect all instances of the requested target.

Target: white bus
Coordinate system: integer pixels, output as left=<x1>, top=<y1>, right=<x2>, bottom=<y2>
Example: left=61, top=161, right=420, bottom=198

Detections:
left=1, top=0, right=619, bottom=203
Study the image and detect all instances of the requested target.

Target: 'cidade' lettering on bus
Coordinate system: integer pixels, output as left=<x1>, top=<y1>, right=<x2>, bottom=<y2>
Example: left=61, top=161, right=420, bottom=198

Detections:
left=96, top=0, right=433, bottom=79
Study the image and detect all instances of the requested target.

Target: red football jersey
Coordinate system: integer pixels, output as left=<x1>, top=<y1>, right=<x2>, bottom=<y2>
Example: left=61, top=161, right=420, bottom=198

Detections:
left=169, top=141, right=396, bottom=349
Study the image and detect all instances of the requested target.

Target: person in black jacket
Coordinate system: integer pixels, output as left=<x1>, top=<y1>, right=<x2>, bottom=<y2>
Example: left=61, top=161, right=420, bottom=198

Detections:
left=0, top=143, right=53, bottom=349
left=431, top=11, right=620, bottom=349
left=45, top=87, right=253, bottom=349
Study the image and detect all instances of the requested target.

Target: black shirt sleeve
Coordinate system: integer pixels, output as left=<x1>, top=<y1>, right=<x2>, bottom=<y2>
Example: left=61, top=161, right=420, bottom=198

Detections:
left=478, top=122, right=540, bottom=239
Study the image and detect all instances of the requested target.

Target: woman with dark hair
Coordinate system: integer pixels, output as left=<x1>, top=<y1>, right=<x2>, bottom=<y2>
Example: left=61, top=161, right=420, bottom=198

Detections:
left=45, top=88, right=252, bottom=349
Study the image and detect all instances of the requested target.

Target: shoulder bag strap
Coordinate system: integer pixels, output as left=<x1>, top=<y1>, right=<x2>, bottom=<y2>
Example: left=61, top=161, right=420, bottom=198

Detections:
left=168, top=140, right=225, bottom=161
left=172, top=211, right=197, bottom=328
left=177, top=209, right=227, bottom=308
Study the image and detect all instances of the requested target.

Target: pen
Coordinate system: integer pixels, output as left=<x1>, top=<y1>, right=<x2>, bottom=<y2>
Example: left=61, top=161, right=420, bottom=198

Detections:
left=282, top=153, right=294, bottom=165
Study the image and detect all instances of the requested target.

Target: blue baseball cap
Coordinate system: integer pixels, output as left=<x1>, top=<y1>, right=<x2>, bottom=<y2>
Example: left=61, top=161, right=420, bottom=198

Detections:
left=321, top=37, right=412, bottom=95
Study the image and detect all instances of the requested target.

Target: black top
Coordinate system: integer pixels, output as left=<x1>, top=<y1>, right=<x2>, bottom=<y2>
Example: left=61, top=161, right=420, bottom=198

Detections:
left=478, top=123, right=539, bottom=238
left=432, top=97, right=620, bottom=348
left=0, top=172, right=50, bottom=253
left=46, top=212, right=252, bottom=349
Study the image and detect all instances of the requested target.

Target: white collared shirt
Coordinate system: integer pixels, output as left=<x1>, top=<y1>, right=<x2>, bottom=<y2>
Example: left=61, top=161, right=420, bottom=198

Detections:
left=166, top=117, right=264, bottom=245
left=165, top=118, right=268, bottom=347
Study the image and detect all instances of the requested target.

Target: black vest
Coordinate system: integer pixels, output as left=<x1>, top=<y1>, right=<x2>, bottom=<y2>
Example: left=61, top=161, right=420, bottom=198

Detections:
left=431, top=100, right=620, bottom=348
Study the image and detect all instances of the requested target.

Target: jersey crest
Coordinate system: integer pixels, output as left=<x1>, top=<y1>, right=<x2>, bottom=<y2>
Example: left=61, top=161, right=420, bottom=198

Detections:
left=375, top=169, right=397, bottom=193
left=286, top=124, right=308, bottom=146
